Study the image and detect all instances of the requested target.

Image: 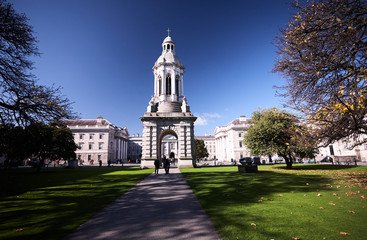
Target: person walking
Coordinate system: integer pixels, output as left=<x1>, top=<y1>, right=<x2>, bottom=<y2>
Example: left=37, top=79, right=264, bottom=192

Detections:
left=154, top=159, right=160, bottom=174
left=99, top=159, right=102, bottom=167
left=162, top=155, right=170, bottom=174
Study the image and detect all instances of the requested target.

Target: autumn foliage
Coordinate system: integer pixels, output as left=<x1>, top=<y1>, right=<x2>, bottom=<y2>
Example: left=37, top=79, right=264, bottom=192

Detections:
left=274, top=0, right=367, bottom=147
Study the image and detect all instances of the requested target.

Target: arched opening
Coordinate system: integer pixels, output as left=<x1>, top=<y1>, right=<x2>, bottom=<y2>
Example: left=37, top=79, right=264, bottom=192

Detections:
left=158, top=76, right=162, bottom=95
left=167, top=44, right=170, bottom=50
left=166, top=74, right=172, bottom=95
left=175, top=75, right=179, bottom=96
left=158, top=129, right=178, bottom=167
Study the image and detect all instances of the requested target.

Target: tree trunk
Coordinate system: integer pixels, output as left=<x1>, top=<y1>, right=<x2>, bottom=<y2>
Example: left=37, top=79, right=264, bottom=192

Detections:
left=280, top=153, right=293, bottom=169
left=37, top=157, right=44, bottom=172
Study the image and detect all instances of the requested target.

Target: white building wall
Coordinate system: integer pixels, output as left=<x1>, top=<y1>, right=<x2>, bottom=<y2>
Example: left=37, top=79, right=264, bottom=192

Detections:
left=64, top=116, right=129, bottom=165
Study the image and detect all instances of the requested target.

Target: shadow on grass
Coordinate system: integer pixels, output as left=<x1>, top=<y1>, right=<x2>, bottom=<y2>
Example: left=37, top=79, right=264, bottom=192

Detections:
left=0, top=167, right=153, bottom=240
left=278, top=164, right=362, bottom=171
left=181, top=167, right=335, bottom=240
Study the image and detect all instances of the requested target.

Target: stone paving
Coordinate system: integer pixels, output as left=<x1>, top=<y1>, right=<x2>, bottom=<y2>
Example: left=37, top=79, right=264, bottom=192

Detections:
left=64, top=168, right=221, bottom=240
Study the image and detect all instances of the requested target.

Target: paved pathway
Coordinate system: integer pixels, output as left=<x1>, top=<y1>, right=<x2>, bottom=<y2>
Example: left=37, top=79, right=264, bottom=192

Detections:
left=65, top=168, right=221, bottom=240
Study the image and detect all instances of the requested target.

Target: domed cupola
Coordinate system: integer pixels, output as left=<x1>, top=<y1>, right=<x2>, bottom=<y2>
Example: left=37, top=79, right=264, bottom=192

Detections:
left=154, top=30, right=184, bottom=68
left=162, top=36, right=175, bottom=53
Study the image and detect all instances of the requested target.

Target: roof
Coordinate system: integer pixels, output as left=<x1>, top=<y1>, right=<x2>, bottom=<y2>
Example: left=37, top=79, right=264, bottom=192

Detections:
left=195, top=135, right=215, bottom=140
left=154, top=52, right=183, bottom=67
left=62, top=119, right=110, bottom=126
left=163, top=36, right=174, bottom=43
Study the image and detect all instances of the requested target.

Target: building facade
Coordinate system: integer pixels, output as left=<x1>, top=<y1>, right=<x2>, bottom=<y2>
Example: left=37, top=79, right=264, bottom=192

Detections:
left=140, top=32, right=196, bottom=168
left=128, top=134, right=143, bottom=163
left=64, top=116, right=129, bottom=165
left=214, top=115, right=252, bottom=162
left=318, top=137, right=367, bottom=163
left=194, top=135, right=216, bottom=160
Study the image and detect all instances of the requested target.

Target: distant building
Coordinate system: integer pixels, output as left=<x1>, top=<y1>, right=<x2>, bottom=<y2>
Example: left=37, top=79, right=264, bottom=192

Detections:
left=63, top=116, right=129, bottom=165
left=194, top=135, right=216, bottom=160
left=128, top=134, right=143, bottom=163
left=214, top=115, right=252, bottom=162
left=318, top=137, right=367, bottom=163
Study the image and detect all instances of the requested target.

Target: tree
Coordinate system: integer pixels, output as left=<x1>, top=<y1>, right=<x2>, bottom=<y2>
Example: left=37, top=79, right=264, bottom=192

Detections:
left=243, top=108, right=318, bottom=169
left=0, top=122, right=77, bottom=171
left=273, top=0, right=367, bottom=148
left=0, top=0, right=75, bottom=126
left=25, top=122, right=77, bottom=171
left=194, top=139, right=209, bottom=160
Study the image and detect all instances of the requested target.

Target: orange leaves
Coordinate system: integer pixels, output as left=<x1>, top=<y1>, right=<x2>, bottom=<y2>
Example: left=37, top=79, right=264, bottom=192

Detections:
left=340, top=232, right=351, bottom=235
left=347, top=210, right=356, bottom=214
left=251, top=223, right=257, bottom=226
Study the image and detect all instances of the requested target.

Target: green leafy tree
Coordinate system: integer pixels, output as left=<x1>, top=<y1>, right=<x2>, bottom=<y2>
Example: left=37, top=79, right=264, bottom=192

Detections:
left=273, top=0, right=367, bottom=147
left=25, top=122, right=77, bottom=171
left=243, top=108, right=317, bottom=169
left=0, top=0, right=76, bottom=126
left=194, top=139, right=209, bottom=160
left=0, top=122, right=77, bottom=171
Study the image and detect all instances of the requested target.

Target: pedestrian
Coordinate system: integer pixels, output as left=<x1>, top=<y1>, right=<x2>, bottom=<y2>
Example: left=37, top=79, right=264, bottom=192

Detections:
left=99, top=159, right=102, bottom=167
left=154, top=159, right=160, bottom=174
left=163, top=155, right=170, bottom=174
left=108, top=159, right=111, bottom=167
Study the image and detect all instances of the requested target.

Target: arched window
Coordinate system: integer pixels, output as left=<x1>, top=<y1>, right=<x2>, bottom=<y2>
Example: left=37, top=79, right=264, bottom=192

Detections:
left=166, top=74, right=171, bottom=95
left=167, top=44, right=170, bottom=50
left=158, top=76, right=162, bottom=95
left=172, top=45, right=174, bottom=51
left=175, top=75, right=179, bottom=96
left=164, top=45, right=166, bottom=50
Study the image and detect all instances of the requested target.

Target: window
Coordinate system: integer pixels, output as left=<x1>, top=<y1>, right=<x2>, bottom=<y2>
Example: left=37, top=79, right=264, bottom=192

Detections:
left=77, top=155, right=81, bottom=160
left=89, top=144, right=92, bottom=150
left=239, top=133, right=242, bottom=137
left=79, top=143, right=84, bottom=149
left=88, top=155, right=91, bottom=161
left=166, top=75, right=171, bottom=95
left=329, top=145, right=334, bottom=155
left=98, top=155, right=101, bottom=161
left=89, top=134, right=93, bottom=140
left=99, top=143, right=103, bottom=150
left=79, top=134, right=84, bottom=140
left=175, top=75, right=179, bottom=95
left=99, top=134, right=103, bottom=139
left=167, top=44, right=170, bottom=50
left=239, top=141, right=242, bottom=148
left=158, top=76, right=162, bottom=95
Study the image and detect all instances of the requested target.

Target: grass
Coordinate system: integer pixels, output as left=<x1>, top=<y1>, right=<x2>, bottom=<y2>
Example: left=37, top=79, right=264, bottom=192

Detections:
left=181, top=164, right=367, bottom=240
left=0, top=166, right=153, bottom=240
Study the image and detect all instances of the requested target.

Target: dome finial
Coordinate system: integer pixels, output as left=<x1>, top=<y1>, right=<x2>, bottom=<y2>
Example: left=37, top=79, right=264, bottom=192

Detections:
left=167, top=28, right=171, bottom=37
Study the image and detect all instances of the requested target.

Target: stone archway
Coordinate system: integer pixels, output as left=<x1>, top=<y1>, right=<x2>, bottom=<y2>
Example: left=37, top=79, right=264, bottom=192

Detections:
left=158, top=129, right=178, bottom=167
left=140, top=116, right=196, bottom=168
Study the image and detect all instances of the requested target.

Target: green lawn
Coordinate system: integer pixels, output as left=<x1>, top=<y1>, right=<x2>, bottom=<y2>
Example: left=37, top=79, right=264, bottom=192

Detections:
left=0, top=167, right=153, bottom=240
left=181, top=164, right=367, bottom=240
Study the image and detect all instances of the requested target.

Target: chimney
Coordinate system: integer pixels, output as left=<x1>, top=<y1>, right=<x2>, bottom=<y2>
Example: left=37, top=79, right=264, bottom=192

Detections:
left=97, top=116, right=103, bottom=124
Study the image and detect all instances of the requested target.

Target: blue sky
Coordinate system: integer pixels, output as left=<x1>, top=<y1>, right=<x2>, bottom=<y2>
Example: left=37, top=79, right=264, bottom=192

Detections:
left=10, top=0, right=293, bottom=136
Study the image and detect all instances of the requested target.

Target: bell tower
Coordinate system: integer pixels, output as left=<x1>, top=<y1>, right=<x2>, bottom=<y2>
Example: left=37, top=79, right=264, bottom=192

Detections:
left=140, top=30, right=196, bottom=168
